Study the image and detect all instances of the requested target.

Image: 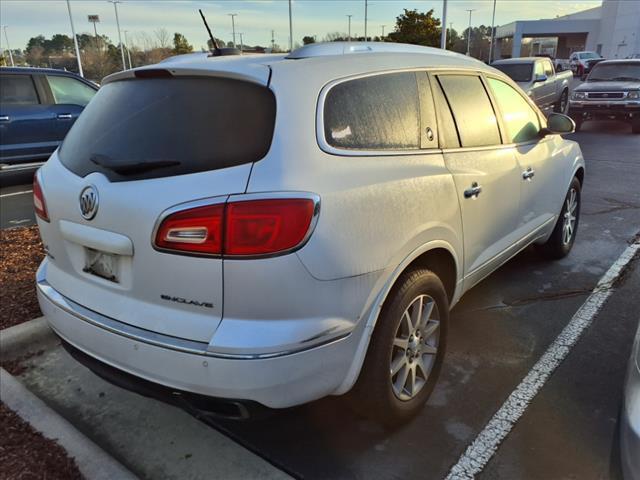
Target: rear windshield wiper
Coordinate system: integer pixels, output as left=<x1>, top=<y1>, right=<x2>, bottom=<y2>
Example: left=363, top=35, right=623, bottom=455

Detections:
left=90, top=155, right=181, bottom=175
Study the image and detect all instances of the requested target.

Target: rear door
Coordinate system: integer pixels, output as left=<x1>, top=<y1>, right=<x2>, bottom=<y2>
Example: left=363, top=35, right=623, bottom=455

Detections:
left=44, top=74, right=97, bottom=142
left=37, top=74, right=276, bottom=343
left=0, top=73, right=58, bottom=163
left=434, top=73, right=522, bottom=287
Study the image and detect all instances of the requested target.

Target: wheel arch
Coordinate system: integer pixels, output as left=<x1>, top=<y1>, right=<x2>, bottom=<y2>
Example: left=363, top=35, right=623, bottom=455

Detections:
left=334, top=240, right=460, bottom=395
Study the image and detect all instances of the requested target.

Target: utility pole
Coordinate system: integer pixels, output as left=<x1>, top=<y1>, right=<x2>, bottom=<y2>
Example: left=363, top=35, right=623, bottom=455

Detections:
left=271, top=29, right=275, bottom=51
left=228, top=13, right=237, bottom=48
left=1, top=25, right=15, bottom=67
left=65, top=2, right=83, bottom=75
left=347, top=15, right=352, bottom=42
left=380, top=25, right=385, bottom=41
left=488, top=0, right=497, bottom=63
left=364, top=0, right=368, bottom=41
left=440, top=0, right=448, bottom=49
left=108, top=0, right=126, bottom=70
left=238, top=33, right=244, bottom=53
left=124, top=30, right=132, bottom=68
left=288, top=0, right=293, bottom=52
left=466, top=9, right=476, bottom=56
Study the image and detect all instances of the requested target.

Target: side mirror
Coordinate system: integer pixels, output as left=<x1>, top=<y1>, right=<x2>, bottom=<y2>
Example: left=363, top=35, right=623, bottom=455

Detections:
left=542, top=113, right=575, bottom=136
left=534, top=74, right=548, bottom=83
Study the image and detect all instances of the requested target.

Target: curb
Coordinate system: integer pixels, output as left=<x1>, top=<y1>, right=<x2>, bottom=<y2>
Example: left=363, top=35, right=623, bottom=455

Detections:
left=1, top=368, right=138, bottom=480
left=1, top=316, right=56, bottom=360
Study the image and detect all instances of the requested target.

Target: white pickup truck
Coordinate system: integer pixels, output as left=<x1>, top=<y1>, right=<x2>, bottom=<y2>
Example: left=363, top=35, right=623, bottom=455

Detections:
left=492, top=57, right=573, bottom=113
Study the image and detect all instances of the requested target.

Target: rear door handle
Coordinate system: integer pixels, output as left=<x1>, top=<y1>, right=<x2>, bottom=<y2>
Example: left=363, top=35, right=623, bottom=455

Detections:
left=464, top=182, right=482, bottom=199
left=522, top=167, right=535, bottom=180
left=57, top=114, right=73, bottom=120
left=0, top=115, right=9, bottom=121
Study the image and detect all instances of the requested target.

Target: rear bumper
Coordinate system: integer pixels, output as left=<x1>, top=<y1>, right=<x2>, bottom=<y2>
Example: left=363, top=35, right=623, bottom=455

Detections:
left=37, top=266, right=362, bottom=409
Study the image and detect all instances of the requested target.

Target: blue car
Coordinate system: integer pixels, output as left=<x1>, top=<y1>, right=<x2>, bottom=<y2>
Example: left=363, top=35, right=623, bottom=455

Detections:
left=0, top=67, right=98, bottom=176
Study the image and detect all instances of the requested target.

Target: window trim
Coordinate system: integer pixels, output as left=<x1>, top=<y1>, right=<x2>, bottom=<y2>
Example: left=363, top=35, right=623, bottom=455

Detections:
left=316, top=68, right=436, bottom=157
left=0, top=73, right=42, bottom=105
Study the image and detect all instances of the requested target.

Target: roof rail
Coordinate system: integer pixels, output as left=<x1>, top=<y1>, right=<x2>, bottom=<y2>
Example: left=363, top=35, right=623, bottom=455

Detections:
left=286, top=41, right=472, bottom=60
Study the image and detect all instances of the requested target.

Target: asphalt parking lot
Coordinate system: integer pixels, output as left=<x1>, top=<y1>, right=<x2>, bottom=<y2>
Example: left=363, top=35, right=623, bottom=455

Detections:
left=2, top=117, right=640, bottom=479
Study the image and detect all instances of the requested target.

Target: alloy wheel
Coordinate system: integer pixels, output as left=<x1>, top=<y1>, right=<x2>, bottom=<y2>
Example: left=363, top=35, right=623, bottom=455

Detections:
left=562, top=187, right=578, bottom=245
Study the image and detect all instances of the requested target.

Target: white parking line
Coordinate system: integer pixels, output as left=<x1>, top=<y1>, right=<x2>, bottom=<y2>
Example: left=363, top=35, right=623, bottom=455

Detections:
left=0, top=189, right=33, bottom=198
left=446, top=238, right=640, bottom=480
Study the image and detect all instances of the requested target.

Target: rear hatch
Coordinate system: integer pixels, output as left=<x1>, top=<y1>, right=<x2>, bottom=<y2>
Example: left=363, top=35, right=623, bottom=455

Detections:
left=37, top=72, right=276, bottom=343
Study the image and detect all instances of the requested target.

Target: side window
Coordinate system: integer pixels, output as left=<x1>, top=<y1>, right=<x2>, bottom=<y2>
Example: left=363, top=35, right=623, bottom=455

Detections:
left=46, top=75, right=96, bottom=107
left=543, top=60, right=553, bottom=76
left=0, top=74, right=39, bottom=105
left=487, top=77, right=540, bottom=144
left=323, top=72, right=420, bottom=150
left=430, top=75, right=460, bottom=148
left=436, top=75, right=501, bottom=148
left=534, top=62, right=544, bottom=76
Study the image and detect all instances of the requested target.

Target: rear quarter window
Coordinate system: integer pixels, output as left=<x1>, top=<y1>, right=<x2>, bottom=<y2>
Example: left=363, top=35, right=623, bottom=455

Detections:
left=59, top=76, right=276, bottom=182
left=0, top=74, right=39, bottom=105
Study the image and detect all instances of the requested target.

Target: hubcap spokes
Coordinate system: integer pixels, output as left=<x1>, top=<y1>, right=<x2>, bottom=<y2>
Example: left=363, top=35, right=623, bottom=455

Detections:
left=562, top=188, right=578, bottom=245
left=390, top=295, right=440, bottom=401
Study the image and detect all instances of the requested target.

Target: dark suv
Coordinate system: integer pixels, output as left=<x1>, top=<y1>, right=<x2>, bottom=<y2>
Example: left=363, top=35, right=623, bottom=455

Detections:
left=568, top=59, right=640, bottom=133
left=0, top=67, right=98, bottom=176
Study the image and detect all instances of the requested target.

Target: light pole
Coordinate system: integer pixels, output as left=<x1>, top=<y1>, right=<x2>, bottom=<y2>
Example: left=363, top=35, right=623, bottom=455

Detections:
left=288, top=0, right=293, bottom=51
left=488, top=0, right=497, bottom=63
left=64, top=2, right=83, bottom=76
left=364, top=0, right=368, bottom=41
left=440, top=0, right=448, bottom=49
left=1, top=25, right=15, bottom=67
left=124, top=30, right=133, bottom=68
left=347, top=15, right=352, bottom=42
left=228, top=13, right=237, bottom=48
left=466, top=9, right=476, bottom=56
left=108, top=0, right=126, bottom=70
left=238, top=33, right=244, bottom=53
left=380, top=25, right=385, bottom=41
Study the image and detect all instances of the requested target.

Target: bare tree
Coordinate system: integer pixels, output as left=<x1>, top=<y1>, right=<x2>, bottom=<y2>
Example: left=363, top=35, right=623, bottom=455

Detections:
left=154, top=28, right=171, bottom=50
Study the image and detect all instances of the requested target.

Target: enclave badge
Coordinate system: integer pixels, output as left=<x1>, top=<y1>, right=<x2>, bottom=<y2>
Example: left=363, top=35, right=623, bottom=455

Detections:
left=79, top=185, right=99, bottom=220
left=161, top=294, right=214, bottom=309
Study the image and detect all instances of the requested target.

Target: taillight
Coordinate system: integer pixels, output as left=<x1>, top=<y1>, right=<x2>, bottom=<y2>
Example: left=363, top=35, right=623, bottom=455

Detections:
left=33, top=174, right=49, bottom=222
left=155, top=204, right=224, bottom=255
left=154, top=197, right=317, bottom=257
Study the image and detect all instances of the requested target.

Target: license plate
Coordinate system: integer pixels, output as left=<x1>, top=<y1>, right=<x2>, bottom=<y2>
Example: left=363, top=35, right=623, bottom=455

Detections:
left=83, top=248, right=118, bottom=282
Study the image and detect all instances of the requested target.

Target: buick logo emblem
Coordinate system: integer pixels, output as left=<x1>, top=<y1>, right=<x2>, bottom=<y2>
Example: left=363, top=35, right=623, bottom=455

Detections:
left=79, top=185, right=99, bottom=220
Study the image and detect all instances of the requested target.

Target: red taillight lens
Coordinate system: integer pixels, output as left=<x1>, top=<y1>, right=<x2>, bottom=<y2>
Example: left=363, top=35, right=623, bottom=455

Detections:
left=225, top=199, right=315, bottom=256
left=155, top=204, right=224, bottom=254
left=33, top=174, right=49, bottom=222
left=154, top=198, right=316, bottom=257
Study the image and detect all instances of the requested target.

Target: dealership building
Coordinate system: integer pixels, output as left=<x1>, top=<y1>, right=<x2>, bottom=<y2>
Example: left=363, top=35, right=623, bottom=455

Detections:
left=493, top=0, right=640, bottom=60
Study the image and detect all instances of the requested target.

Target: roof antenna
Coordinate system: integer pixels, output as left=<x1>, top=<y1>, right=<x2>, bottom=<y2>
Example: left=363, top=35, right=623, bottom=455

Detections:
left=199, top=9, right=241, bottom=57
left=199, top=9, right=220, bottom=54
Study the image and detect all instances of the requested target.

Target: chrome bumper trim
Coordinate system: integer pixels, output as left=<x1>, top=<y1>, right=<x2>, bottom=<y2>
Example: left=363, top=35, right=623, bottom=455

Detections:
left=37, top=277, right=349, bottom=360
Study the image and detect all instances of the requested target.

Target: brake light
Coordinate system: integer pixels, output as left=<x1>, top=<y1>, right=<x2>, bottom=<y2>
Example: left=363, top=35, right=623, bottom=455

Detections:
left=33, top=174, right=49, bottom=222
left=154, top=198, right=316, bottom=257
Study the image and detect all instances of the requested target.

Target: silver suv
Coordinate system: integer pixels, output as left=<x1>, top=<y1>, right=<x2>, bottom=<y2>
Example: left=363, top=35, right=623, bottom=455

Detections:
left=35, top=43, right=585, bottom=423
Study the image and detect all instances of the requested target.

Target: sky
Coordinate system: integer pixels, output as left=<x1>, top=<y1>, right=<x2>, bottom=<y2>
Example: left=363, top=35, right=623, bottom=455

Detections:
left=0, top=0, right=602, bottom=52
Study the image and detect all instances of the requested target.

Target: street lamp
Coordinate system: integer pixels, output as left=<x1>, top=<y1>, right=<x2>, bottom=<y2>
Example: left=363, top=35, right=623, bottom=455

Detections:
left=466, top=9, right=476, bottom=56
left=440, top=0, right=448, bottom=49
left=1, top=25, right=15, bottom=66
left=347, top=15, right=352, bottom=42
left=228, top=13, right=237, bottom=48
left=124, top=30, right=133, bottom=69
left=488, top=0, right=497, bottom=63
left=64, top=2, right=83, bottom=76
left=238, top=32, right=244, bottom=53
left=288, top=0, right=293, bottom=52
left=364, top=0, right=368, bottom=41
left=108, top=0, right=126, bottom=70
left=380, top=25, right=386, bottom=41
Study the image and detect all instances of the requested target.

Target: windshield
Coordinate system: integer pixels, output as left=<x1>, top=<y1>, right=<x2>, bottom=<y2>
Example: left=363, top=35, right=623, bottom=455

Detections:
left=59, top=76, right=276, bottom=182
left=579, top=52, right=600, bottom=59
left=492, top=64, right=533, bottom=82
left=587, top=63, right=640, bottom=81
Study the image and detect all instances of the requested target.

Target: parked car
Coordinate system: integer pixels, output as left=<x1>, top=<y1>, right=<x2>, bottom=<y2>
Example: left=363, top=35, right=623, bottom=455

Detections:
left=0, top=67, right=98, bottom=177
left=569, top=51, right=603, bottom=77
left=568, top=59, right=640, bottom=132
left=621, top=322, right=640, bottom=480
left=34, top=42, right=584, bottom=424
left=492, top=57, right=572, bottom=112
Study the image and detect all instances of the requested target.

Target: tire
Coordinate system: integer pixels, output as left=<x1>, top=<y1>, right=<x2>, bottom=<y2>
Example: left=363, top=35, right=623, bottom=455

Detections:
left=351, top=268, right=448, bottom=426
left=554, top=89, right=568, bottom=113
left=538, top=176, right=581, bottom=259
left=570, top=114, right=583, bottom=132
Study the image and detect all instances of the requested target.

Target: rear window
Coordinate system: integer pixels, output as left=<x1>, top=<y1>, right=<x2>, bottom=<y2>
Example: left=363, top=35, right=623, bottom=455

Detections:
left=59, top=76, right=276, bottom=181
left=492, top=64, right=533, bottom=82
